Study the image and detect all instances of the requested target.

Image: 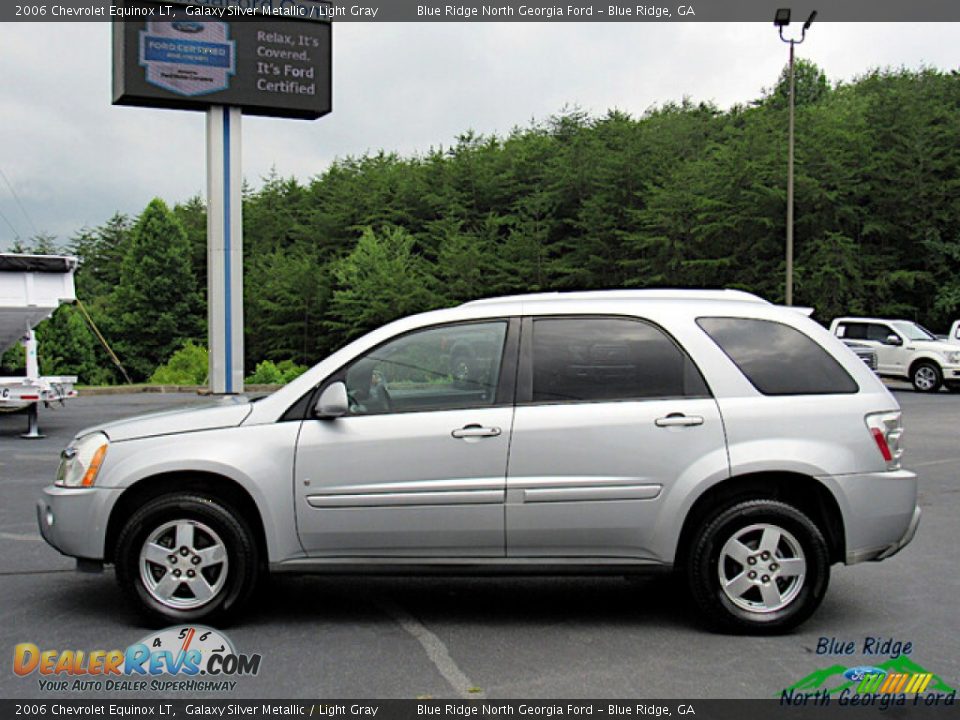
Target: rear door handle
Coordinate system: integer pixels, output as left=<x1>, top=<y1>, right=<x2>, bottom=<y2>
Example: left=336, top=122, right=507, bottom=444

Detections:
left=452, top=424, right=502, bottom=439
left=654, top=414, right=704, bottom=428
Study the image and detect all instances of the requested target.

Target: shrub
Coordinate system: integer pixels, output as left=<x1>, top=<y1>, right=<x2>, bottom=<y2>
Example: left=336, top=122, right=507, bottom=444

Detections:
left=245, top=359, right=308, bottom=385
left=276, top=359, right=308, bottom=383
left=149, top=341, right=208, bottom=385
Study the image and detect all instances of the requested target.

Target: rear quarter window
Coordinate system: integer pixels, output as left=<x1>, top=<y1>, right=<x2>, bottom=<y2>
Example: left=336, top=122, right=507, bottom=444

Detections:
left=697, top=317, right=858, bottom=396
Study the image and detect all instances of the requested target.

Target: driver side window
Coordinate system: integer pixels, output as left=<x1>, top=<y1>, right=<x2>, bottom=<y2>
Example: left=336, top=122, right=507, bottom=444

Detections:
left=343, top=321, right=508, bottom=415
left=867, top=324, right=894, bottom=342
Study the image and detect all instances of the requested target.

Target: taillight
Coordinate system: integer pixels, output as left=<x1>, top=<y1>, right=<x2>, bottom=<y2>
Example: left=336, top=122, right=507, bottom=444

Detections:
left=865, top=412, right=903, bottom=470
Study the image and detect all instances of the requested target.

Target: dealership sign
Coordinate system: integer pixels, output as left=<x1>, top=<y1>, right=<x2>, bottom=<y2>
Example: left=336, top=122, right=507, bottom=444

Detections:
left=112, top=0, right=332, bottom=394
left=113, top=1, right=332, bottom=119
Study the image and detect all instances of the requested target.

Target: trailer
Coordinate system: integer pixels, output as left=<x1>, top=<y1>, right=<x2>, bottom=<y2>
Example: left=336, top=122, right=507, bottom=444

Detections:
left=0, top=254, right=79, bottom=438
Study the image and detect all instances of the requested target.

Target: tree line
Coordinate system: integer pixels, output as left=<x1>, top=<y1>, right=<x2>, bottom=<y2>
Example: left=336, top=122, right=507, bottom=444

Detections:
left=4, top=62, right=960, bottom=384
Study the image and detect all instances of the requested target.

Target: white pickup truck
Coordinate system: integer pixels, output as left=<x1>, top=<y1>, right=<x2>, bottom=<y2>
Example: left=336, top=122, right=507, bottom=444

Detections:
left=830, top=317, right=960, bottom=393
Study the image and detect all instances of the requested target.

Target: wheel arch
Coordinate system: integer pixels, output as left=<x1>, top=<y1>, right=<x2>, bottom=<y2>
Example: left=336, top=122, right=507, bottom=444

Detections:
left=104, top=471, right=268, bottom=567
left=674, top=471, right=845, bottom=568
left=907, top=355, right=942, bottom=379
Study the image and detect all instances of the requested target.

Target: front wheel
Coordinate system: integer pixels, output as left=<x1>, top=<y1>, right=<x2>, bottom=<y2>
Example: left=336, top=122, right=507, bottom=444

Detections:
left=686, top=499, right=830, bottom=634
left=911, top=362, right=942, bottom=393
left=115, top=493, right=259, bottom=625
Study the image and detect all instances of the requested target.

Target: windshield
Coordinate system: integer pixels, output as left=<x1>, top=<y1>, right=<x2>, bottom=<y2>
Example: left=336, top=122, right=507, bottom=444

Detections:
left=891, top=321, right=937, bottom=341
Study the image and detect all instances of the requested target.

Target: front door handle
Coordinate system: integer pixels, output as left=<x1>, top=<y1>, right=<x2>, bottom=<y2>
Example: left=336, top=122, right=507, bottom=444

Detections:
left=451, top=424, right=502, bottom=439
left=654, top=414, right=704, bottom=428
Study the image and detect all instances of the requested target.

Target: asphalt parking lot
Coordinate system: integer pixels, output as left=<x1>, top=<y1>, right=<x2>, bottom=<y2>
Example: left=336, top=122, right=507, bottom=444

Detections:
left=0, top=387, right=956, bottom=700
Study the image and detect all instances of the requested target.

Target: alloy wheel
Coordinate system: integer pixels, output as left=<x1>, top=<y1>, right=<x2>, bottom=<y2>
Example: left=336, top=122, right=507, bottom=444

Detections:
left=717, top=523, right=806, bottom=613
left=139, top=519, right=229, bottom=610
left=914, top=366, right=938, bottom=391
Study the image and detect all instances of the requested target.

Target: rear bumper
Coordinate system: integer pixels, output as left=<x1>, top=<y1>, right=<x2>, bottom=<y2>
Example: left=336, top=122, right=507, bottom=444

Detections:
left=874, top=504, right=921, bottom=561
left=823, top=469, right=920, bottom=565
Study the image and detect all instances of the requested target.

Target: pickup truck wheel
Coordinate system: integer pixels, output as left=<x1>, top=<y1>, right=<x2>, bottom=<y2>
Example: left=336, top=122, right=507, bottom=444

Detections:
left=686, top=499, right=829, bottom=634
left=911, top=362, right=942, bottom=393
left=115, top=493, right=259, bottom=626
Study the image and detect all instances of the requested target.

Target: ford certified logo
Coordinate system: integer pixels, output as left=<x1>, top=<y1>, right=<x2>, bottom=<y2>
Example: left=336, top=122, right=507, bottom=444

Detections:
left=172, top=21, right=205, bottom=33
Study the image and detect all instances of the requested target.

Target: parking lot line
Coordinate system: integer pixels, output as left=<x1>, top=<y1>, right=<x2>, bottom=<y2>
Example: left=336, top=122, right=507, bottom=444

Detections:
left=376, top=597, right=483, bottom=699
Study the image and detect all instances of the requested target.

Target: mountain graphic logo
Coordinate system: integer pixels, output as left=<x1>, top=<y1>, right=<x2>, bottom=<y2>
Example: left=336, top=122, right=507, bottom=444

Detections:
left=782, top=655, right=956, bottom=696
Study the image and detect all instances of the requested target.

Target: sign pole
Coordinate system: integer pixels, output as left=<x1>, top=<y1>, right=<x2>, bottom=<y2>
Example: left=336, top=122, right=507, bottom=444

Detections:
left=113, top=10, right=331, bottom=395
left=206, top=105, right=244, bottom=395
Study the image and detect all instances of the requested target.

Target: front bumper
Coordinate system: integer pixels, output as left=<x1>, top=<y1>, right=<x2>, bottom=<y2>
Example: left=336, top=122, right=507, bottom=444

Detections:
left=824, top=469, right=920, bottom=565
left=942, top=363, right=960, bottom=380
left=36, top=484, right=118, bottom=561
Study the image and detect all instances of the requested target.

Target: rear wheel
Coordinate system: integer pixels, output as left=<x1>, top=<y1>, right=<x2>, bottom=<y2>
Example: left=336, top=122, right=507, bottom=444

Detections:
left=115, top=493, right=259, bottom=625
left=911, top=362, right=942, bottom=393
left=686, top=499, right=830, bottom=634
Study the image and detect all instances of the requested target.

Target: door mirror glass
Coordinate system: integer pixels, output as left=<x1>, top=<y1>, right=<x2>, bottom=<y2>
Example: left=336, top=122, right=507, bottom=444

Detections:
left=314, top=382, right=349, bottom=418
left=884, top=334, right=903, bottom=346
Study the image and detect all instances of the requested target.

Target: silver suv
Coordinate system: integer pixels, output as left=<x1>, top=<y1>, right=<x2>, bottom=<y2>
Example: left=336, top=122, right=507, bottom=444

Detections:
left=37, top=290, right=920, bottom=633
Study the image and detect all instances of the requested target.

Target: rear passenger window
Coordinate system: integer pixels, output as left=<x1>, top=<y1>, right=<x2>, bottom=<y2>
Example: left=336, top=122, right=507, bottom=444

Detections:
left=530, top=317, right=709, bottom=403
left=837, top=322, right=867, bottom=340
left=698, top=317, right=858, bottom=396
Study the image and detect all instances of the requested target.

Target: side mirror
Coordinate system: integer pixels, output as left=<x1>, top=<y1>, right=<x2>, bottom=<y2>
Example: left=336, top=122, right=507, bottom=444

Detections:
left=885, top=334, right=902, bottom=346
left=314, top=382, right=349, bottom=418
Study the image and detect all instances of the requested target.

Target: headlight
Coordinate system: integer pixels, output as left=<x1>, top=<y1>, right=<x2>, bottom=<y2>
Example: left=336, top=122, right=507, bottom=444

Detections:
left=55, top=432, right=109, bottom=488
left=946, top=351, right=960, bottom=364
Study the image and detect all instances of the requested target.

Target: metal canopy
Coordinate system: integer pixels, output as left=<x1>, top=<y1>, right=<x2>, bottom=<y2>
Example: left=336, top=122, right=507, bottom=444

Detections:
left=0, top=254, right=78, bottom=354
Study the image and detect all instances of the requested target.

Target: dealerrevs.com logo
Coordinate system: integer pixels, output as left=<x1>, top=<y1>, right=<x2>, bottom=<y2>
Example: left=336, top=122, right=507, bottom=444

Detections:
left=13, top=626, right=261, bottom=692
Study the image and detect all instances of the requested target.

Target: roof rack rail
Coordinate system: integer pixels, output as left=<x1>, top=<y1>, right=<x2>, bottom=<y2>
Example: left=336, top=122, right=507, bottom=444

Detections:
left=462, top=288, right=768, bottom=307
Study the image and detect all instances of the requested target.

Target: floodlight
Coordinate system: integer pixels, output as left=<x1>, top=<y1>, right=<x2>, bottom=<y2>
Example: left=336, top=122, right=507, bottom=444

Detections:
left=803, top=10, right=817, bottom=30
left=774, top=8, right=791, bottom=26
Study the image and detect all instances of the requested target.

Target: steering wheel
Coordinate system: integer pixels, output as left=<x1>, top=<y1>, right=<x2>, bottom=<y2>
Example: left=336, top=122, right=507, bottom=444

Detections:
left=368, top=381, right=393, bottom=412
left=346, top=388, right=363, bottom=414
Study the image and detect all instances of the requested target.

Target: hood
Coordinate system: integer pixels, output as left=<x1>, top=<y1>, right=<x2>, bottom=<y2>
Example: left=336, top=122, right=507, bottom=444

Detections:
left=910, top=339, right=960, bottom=354
left=79, top=396, right=253, bottom=442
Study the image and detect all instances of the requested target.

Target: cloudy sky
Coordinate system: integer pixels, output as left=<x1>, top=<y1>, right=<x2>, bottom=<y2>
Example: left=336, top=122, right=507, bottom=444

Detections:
left=0, top=21, right=957, bottom=249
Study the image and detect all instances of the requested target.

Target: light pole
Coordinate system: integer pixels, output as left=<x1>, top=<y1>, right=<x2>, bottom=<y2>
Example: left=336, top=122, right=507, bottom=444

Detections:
left=774, top=8, right=816, bottom=306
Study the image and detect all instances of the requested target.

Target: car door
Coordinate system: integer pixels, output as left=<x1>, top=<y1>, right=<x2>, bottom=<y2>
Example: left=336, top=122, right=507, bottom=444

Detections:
left=294, top=319, right=518, bottom=557
left=505, top=315, right=728, bottom=559
left=865, top=323, right=903, bottom=375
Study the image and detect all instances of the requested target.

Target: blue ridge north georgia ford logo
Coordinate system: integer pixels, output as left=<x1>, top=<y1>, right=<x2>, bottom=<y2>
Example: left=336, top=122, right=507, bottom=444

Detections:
left=139, top=21, right=236, bottom=97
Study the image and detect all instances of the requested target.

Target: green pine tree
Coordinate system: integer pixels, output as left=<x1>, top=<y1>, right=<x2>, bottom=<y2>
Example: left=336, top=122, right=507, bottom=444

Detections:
left=108, top=198, right=201, bottom=380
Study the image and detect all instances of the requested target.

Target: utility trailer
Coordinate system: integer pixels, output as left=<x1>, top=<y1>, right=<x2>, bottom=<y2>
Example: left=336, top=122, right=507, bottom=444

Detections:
left=0, top=254, right=79, bottom=438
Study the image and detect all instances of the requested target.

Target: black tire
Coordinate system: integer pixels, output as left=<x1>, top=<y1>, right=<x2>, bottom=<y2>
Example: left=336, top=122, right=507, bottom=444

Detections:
left=686, top=499, right=830, bottom=634
left=115, top=493, right=259, bottom=626
left=911, top=361, right=942, bottom=393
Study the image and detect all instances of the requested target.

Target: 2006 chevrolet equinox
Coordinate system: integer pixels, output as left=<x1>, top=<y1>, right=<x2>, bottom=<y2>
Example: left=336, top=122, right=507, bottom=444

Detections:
left=38, top=289, right=920, bottom=633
